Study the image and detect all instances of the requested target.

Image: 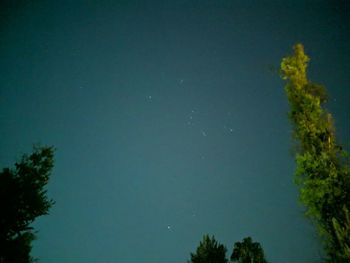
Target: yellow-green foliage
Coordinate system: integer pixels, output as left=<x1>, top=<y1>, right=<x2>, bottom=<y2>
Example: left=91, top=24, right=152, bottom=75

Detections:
left=332, top=207, right=350, bottom=261
left=281, top=44, right=350, bottom=262
left=281, top=44, right=309, bottom=89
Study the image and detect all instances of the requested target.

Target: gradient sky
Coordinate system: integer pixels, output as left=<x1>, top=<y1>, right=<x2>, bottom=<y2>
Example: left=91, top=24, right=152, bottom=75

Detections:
left=1, top=1, right=350, bottom=262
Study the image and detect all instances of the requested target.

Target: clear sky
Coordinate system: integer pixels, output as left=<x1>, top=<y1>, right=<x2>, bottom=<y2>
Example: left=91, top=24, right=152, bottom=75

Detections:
left=1, top=1, right=350, bottom=262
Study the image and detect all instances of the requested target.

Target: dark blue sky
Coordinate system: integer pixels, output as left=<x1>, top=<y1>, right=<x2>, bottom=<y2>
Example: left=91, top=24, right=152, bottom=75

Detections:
left=1, top=1, right=350, bottom=262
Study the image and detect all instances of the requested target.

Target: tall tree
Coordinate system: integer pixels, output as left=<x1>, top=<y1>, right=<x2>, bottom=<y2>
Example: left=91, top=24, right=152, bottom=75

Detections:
left=0, top=146, right=55, bottom=262
left=188, top=235, right=228, bottom=263
left=230, top=237, right=267, bottom=263
left=281, top=44, right=350, bottom=262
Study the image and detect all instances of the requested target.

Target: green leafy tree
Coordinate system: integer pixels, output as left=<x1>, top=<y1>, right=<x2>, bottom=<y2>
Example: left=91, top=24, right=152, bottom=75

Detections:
left=332, top=207, right=350, bottom=260
left=0, top=146, right=55, bottom=262
left=230, top=237, right=267, bottom=263
left=281, top=44, right=350, bottom=262
left=188, top=235, right=228, bottom=263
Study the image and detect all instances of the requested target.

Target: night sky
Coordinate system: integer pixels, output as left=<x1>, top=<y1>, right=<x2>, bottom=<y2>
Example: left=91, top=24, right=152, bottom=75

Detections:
left=1, top=1, right=350, bottom=262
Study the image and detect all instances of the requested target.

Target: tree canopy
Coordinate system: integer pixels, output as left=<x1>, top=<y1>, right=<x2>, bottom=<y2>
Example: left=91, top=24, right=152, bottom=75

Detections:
left=0, top=146, right=55, bottom=262
left=188, top=235, right=228, bottom=263
left=188, top=235, right=267, bottom=263
left=281, top=44, right=350, bottom=262
left=231, top=237, right=267, bottom=263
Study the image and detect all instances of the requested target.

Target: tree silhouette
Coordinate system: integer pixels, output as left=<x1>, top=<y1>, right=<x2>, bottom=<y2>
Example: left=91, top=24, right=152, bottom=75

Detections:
left=188, top=235, right=228, bottom=263
left=0, top=146, right=55, bottom=262
left=230, top=237, right=267, bottom=263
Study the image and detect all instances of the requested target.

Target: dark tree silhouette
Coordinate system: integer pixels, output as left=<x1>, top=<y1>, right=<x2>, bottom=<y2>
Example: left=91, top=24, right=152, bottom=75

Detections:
left=188, top=235, right=228, bottom=263
left=230, top=237, right=267, bottom=263
left=0, top=146, right=55, bottom=262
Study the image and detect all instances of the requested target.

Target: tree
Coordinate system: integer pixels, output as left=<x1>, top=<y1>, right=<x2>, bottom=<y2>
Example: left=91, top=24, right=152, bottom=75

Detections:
left=0, top=146, right=55, bottom=262
left=188, top=235, right=228, bottom=263
left=281, top=44, right=350, bottom=262
left=230, top=237, right=267, bottom=263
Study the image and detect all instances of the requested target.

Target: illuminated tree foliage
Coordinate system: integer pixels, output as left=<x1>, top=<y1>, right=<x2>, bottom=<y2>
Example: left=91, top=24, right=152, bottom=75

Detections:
left=281, top=44, right=350, bottom=262
left=0, top=146, right=55, bottom=262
